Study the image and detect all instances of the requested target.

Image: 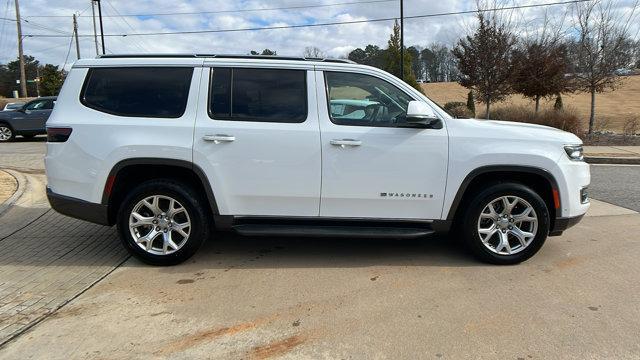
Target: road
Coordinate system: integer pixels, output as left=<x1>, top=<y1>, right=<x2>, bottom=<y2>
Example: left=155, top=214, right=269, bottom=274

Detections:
left=590, top=164, right=640, bottom=211
left=0, top=140, right=639, bottom=359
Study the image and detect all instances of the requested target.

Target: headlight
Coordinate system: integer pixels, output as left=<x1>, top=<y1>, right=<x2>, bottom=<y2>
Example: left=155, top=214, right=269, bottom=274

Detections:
left=564, top=145, right=584, bottom=161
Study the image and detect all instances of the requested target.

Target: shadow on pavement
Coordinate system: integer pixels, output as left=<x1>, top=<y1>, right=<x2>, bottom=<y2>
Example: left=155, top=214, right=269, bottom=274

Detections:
left=10, top=136, right=47, bottom=143
left=175, top=231, right=481, bottom=269
left=0, top=208, right=480, bottom=268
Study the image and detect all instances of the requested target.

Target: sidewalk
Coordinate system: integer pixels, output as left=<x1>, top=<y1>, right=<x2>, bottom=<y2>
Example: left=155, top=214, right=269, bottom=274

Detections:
left=583, top=146, right=640, bottom=164
left=0, top=170, right=17, bottom=206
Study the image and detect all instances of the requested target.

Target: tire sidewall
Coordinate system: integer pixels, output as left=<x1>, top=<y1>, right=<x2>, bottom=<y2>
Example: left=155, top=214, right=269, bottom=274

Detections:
left=462, top=183, right=550, bottom=265
left=0, top=124, right=14, bottom=142
left=117, top=180, right=209, bottom=265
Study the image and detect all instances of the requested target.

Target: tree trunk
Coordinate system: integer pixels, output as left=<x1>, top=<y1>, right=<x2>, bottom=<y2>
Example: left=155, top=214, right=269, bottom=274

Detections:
left=485, top=102, right=490, bottom=120
left=535, top=95, right=540, bottom=114
left=588, top=89, right=596, bottom=134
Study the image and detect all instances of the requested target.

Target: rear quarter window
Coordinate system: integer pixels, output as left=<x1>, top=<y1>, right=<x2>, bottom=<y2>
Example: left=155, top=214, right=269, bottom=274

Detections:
left=80, top=67, right=193, bottom=118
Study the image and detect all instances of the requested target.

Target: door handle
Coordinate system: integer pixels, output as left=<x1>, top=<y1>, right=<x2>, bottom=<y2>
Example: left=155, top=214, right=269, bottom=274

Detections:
left=203, top=134, right=235, bottom=143
left=330, top=139, right=362, bottom=147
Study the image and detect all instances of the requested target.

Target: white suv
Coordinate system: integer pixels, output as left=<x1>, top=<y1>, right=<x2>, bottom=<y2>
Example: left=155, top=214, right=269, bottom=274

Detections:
left=45, top=54, right=590, bottom=265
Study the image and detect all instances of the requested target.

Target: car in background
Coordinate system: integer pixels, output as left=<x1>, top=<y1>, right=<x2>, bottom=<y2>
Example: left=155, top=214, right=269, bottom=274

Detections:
left=3, top=102, right=26, bottom=111
left=614, top=68, right=633, bottom=76
left=0, top=96, right=56, bottom=142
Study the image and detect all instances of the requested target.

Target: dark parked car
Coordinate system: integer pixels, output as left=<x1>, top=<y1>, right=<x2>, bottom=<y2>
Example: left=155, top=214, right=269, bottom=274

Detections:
left=0, top=97, right=56, bottom=142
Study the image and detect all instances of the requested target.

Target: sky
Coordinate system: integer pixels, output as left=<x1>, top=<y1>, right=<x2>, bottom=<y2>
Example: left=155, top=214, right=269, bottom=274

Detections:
left=0, top=0, right=638, bottom=70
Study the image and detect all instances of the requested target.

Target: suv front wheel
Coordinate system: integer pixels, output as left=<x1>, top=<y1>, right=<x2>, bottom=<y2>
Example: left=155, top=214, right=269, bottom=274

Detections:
left=117, top=179, right=210, bottom=265
left=461, top=183, right=550, bottom=265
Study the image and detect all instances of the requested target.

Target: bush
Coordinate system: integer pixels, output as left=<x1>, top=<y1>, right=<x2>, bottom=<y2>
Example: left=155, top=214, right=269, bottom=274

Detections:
left=488, top=105, right=583, bottom=136
left=443, top=101, right=474, bottom=118
left=448, top=105, right=474, bottom=118
left=623, top=116, right=639, bottom=136
left=443, top=101, right=466, bottom=112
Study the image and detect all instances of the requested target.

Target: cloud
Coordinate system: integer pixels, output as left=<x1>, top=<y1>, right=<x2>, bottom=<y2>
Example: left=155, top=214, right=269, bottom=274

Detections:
left=0, top=0, right=637, bottom=69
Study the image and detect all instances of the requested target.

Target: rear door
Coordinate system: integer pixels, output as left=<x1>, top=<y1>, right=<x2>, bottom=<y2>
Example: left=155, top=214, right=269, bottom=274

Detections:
left=193, top=64, right=321, bottom=216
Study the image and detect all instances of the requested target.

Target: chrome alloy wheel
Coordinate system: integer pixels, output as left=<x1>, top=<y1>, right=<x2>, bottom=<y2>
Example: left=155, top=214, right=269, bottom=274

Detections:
left=0, top=126, right=12, bottom=141
left=477, top=196, right=538, bottom=255
left=129, top=195, right=191, bottom=255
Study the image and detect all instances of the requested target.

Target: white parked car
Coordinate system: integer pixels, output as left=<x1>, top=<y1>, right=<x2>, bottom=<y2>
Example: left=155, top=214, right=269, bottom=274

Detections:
left=45, top=54, right=590, bottom=265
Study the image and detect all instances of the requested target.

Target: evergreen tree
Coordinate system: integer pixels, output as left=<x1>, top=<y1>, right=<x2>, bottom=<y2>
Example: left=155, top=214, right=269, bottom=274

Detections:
left=384, top=20, right=422, bottom=92
left=466, top=91, right=476, bottom=117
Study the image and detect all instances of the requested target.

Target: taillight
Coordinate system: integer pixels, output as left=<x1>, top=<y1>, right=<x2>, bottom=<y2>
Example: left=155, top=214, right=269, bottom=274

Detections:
left=47, top=127, right=73, bottom=142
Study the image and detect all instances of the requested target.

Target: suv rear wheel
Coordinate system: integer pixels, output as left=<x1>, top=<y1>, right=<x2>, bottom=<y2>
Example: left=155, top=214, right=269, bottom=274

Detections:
left=461, top=183, right=550, bottom=265
left=117, top=179, right=210, bottom=265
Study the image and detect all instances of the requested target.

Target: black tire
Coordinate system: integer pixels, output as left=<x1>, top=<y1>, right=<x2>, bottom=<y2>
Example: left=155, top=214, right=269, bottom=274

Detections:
left=117, top=179, right=210, bottom=266
left=0, top=123, right=15, bottom=142
left=461, top=182, right=550, bottom=265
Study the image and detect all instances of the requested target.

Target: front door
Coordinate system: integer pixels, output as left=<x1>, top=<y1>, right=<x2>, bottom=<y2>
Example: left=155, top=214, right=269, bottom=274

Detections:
left=22, top=98, right=53, bottom=131
left=193, top=66, right=321, bottom=216
left=316, top=69, right=448, bottom=219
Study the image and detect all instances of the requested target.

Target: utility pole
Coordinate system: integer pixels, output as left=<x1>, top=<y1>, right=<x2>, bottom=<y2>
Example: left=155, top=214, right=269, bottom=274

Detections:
left=35, top=66, right=40, bottom=97
left=91, top=0, right=99, bottom=55
left=400, top=0, right=404, bottom=81
left=14, top=0, right=27, bottom=97
left=73, top=14, right=81, bottom=59
left=95, top=0, right=105, bottom=55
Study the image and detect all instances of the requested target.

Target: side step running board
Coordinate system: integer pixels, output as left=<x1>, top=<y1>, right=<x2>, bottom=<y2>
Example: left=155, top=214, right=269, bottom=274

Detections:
left=232, top=224, right=434, bottom=239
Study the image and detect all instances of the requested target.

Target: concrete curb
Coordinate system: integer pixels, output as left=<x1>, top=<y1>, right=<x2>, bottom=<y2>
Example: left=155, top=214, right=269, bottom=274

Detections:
left=585, top=156, right=640, bottom=165
left=0, top=169, right=26, bottom=218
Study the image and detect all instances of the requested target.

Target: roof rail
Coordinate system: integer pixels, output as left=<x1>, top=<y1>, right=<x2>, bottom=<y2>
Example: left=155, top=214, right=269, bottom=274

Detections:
left=98, top=53, right=355, bottom=63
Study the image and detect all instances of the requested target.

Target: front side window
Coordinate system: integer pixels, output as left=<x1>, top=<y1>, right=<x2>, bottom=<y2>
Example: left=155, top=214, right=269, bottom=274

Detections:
left=81, top=67, right=193, bottom=118
left=325, top=71, right=414, bottom=127
left=209, top=68, right=307, bottom=123
left=25, top=99, right=49, bottom=111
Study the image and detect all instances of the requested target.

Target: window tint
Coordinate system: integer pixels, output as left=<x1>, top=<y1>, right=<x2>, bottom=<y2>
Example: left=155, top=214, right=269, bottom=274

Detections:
left=81, top=67, right=193, bottom=118
left=209, top=68, right=307, bottom=123
left=25, top=99, right=49, bottom=111
left=325, top=71, right=414, bottom=127
left=42, top=100, right=54, bottom=110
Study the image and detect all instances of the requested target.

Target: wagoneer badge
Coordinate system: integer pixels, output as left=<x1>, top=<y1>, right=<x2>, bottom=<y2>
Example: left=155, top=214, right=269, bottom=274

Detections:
left=380, top=193, right=433, bottom=198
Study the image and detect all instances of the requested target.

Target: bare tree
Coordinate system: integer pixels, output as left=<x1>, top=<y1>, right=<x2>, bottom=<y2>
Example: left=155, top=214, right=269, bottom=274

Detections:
left=453, top=12, right=516, bottom=118
left=303, top=46, right=325, bottom=58
left=511, top=12, right=572, bottom=113
left=571, top=0, right=638, bottom=133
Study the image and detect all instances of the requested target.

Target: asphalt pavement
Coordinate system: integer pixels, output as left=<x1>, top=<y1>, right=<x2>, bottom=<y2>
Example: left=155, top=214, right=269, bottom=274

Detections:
left=590, top=164, right=640, bottom=211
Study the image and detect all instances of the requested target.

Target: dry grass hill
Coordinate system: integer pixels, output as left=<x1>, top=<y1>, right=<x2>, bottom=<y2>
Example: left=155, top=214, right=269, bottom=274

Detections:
left=421, top=75, right=640, bottom=133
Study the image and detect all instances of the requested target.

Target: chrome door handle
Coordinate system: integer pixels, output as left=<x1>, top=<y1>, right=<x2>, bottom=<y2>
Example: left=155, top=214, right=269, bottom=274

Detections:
left=330, top=139, right=362, bottom=147
left=203, top=134, right=235, bottom=143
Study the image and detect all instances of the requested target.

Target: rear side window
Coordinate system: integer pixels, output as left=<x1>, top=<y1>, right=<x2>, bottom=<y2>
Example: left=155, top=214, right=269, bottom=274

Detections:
left=209, top=68, right=307, bottom=123
left=81, top=67, right=193, bottom=118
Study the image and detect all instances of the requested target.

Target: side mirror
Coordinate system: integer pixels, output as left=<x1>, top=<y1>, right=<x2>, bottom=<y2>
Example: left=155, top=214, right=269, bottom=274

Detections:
left=400, top=101, right=442, bottom=129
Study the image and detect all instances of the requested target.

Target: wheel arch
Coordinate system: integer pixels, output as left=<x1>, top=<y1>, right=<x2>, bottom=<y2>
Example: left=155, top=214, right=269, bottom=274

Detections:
left=102, top=158, right=218, bottom=225
left=446, top=165, right=560, bottom=227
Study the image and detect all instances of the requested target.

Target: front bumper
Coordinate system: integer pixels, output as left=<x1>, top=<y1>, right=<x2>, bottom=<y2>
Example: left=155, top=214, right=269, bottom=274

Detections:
left=549, top=214, right=584, bottom=236
left=47, top=187, right=110, bottom=226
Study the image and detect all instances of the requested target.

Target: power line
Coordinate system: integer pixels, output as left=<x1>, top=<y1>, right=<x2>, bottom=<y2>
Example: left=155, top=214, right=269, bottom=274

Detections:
left=23, top=0, right=593, bottom=38
left=0, top=0, right=11, bottom=56
left=21, top=18, right=71, bottom=35
left=23, top=0, right=397, bottom=18
left=103, top=0, right=149, bottom=52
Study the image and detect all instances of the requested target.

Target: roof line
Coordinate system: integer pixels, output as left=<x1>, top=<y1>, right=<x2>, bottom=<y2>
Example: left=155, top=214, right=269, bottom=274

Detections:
left=97, top=54, right=355, bottom=64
